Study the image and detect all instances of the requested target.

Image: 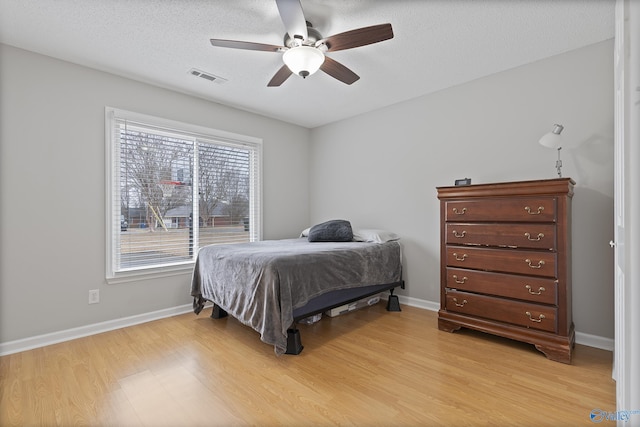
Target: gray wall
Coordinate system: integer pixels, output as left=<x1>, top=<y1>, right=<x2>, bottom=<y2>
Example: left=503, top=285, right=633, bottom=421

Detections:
left=309, top=40, right=615, bottom=339
left=0, top=39, right=615, bottom=345
left=0, top=44, right=310, bottom=343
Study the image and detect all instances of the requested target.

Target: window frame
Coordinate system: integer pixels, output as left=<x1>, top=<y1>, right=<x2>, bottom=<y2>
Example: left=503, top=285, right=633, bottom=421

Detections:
left=105, top=107, right=263, bottom=283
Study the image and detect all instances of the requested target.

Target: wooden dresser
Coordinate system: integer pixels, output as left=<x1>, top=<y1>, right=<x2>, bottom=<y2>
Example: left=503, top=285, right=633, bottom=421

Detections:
left=436, top=178, right=575, bottom=363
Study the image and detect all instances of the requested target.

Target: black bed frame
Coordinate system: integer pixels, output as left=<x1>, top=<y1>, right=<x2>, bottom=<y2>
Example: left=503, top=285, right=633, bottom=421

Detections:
left=288, top=280, right=405, bottom=354
left=210, top=279, right=405, bottom=355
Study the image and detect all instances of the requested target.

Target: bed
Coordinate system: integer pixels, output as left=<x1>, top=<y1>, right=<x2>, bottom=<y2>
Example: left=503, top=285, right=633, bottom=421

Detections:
left=191, top=232, right=404, bottom=355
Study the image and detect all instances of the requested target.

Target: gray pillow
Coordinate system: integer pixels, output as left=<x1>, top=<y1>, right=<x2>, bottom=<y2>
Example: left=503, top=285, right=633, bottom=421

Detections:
left=307, top=220, right=353, bottom=242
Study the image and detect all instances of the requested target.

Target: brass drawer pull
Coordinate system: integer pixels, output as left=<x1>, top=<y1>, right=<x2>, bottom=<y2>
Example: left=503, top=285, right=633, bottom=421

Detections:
left=452, top=275, right=467, bottom=284
left=452, top=230, right=466, bottom=238
left=453, top=253, right=467, bottom=262
left=524, top=232, right=544, bottom=241
left=524, top=206, right=544, bottom=215
left=453, top=298, right=468, bottom=307
left=525, top=311, right=546, bottom=322
left=525, top=259, right=545, bottom=269
left=452, top=207, right=467, bottom=215
left=525, top=285, right=546, bottom=295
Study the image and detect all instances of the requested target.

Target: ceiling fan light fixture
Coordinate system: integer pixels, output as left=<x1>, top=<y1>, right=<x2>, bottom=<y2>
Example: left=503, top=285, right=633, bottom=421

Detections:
left=283, top=46, right=325, bottom=78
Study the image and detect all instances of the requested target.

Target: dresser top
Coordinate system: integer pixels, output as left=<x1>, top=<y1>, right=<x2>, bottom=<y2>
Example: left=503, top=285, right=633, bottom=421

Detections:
left=437, top=177, right=575, bottom=199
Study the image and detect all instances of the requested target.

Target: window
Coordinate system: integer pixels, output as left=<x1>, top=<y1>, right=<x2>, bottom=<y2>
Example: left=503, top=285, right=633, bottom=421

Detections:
left=106, top=108, right=262, bottom=281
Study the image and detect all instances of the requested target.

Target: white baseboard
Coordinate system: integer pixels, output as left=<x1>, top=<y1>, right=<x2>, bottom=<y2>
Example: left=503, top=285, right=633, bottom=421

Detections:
left=575, top=331, right=614, bottom=351
left=1, top=296, right=614, bottom=356
left=395, top=294, right=440, bottom=312
left=0, top=303, right=197, bottom=356
left=387, top=295, right=614, bottom=352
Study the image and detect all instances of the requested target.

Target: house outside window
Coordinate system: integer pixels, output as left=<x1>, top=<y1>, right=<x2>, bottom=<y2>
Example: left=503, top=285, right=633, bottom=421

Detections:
left=106, top=107, right=262, bottom=282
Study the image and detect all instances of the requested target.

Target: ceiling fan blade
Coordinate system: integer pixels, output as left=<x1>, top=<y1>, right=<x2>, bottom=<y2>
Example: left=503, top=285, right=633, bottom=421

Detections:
left=267, top=64, right=293, bottom=87
left=321, top=23, right=394, bottom=52
left=210, top=39, right=284, bottom=52
left=275, top=0, right=308, bottom=41
left=320, top=56, right=360, bottom=85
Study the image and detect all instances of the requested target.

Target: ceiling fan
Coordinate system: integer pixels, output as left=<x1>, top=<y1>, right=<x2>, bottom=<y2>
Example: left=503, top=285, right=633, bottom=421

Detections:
left=209, top=0, right=394, bottom=86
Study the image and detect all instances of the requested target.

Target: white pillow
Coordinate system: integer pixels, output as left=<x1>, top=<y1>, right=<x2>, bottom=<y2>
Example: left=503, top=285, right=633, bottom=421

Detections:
left=300, top=227, right=310, bottom=237
left=352, top=229, right=400, bottom=243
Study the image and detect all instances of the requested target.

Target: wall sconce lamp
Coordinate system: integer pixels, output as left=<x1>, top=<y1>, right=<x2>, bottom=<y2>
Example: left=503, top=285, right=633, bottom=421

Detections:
left=539, top=124, right=564, bottom=177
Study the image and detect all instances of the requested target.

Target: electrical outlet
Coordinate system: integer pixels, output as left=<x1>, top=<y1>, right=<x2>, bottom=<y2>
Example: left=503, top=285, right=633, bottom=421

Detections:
left=88, top=289, right=100, bottom=304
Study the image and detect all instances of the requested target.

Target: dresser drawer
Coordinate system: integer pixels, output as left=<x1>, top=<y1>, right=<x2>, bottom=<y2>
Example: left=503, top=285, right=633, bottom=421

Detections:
left=445, top=290, right=557, bottom=333
left=445, top=197, right=557, bottom=223
left=446, top=267, right=558, bottom=305
left=445, top=223, right=557, bottom=250
left=446, top=246, right=557, bottom=277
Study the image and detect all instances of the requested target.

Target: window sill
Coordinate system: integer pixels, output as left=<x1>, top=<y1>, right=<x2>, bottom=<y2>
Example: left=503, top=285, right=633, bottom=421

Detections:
left=106, top=262, right=194, bottom=284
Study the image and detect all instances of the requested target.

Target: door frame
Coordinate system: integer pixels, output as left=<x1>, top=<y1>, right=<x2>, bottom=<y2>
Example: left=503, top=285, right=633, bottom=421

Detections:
left=613, top=0, right=640, bottom=420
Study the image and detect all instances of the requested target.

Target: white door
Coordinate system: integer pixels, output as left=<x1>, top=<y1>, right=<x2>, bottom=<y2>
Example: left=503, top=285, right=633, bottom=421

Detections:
left=613, top=0, right=640, bottom=422
left=612, top=0, right=625, bottom=387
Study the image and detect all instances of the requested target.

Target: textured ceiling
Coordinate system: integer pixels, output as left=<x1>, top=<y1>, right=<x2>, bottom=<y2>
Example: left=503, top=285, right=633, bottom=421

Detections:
left=0, top=0, right=615, bottom=128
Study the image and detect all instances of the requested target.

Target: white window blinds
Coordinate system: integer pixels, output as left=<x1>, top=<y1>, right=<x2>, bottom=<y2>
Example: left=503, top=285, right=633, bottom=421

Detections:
left=106, top=108, right=262, bottom=280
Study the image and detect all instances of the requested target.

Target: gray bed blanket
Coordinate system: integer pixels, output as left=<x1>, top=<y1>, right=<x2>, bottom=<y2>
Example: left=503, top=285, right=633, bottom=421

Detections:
left=191, top=238, right=402, bottom=354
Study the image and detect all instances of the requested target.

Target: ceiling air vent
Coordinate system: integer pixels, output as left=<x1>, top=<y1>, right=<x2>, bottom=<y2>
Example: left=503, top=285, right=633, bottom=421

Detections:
left=189, top=68, right=227, bottom=84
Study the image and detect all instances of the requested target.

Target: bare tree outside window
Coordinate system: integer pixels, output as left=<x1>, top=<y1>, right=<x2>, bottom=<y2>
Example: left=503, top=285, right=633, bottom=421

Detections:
left=198, top=143, right=250, bottom=228
left=111, top=115, right=258, bottom=273
left=120, top=129, right=192, bottom=232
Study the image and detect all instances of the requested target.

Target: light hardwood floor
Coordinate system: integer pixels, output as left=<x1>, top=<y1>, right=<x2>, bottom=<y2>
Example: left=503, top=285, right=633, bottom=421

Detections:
left=0, top=304, right=615, bottom=426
